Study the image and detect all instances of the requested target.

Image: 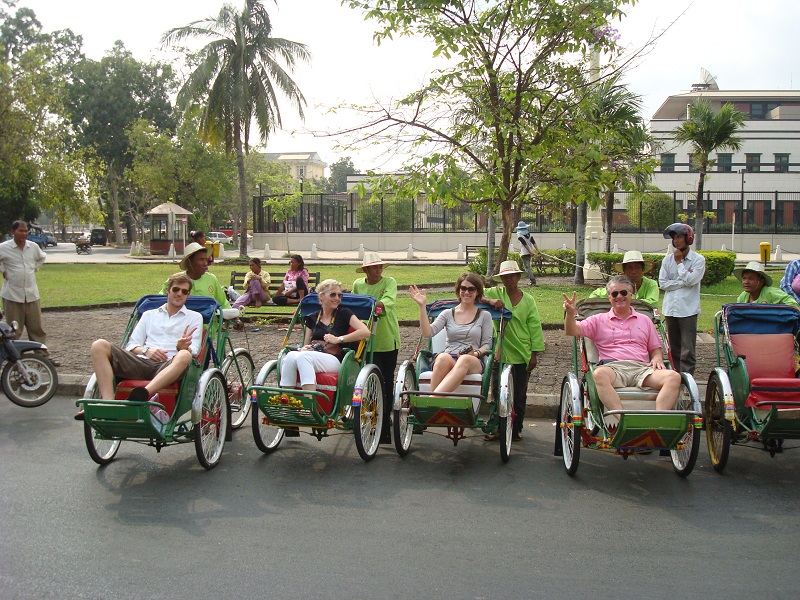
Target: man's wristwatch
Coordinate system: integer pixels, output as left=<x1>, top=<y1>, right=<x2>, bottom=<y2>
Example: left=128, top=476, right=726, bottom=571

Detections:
left=141, top=346, right=148, bottom=356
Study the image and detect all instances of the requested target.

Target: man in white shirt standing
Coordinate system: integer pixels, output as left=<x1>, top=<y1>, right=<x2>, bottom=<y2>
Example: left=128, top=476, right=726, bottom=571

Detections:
left=0, top=221, right=47, bottom=343
left=75, top=273, right=203, bottom=420
left=658, top=223, right=705, bottom=375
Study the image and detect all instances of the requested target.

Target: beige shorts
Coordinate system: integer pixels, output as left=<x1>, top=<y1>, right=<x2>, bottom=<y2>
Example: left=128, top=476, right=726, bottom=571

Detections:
left=599, top=360, right=654, bottom=388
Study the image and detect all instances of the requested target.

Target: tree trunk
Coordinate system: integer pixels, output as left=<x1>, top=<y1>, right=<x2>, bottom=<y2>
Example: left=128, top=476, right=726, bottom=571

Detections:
left=694, top=170, right=706, bottom=250
left=496, top=202, right=514, bottom=266
left=604, top=189, right=614, bottom=253
left=234, top=126, right=248, bottom=258
left=574, top=202, right=586, bottom=285
left=486, top=213, right=495, bottom=277
left=108, top=168, right=123, bottom=247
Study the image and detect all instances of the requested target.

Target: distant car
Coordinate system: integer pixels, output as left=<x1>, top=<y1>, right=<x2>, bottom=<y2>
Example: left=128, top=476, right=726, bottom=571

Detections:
left=90, top=228, right=107, bottom=246
left=207, top=231, right=233, bottom=245
left=27, top=224, right=47, bottom=249
left=44, top=232, right=57, bottom=247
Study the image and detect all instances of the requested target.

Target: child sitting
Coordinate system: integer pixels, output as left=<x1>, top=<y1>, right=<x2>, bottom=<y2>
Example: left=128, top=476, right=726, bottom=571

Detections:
left=233, top=258, right=271, bottom=308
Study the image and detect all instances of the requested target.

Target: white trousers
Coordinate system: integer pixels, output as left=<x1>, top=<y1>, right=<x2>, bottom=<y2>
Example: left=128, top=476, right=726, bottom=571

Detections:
left=280, top=350, right=341, bottom=386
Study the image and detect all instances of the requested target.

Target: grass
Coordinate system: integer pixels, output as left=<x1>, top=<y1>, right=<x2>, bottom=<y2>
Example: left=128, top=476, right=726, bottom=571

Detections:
left=35, top=263, right=785, bottom=331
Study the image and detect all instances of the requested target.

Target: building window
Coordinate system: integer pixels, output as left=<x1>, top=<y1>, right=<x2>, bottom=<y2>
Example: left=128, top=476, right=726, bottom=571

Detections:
left=749, top=102, right=779, bottom=120
left=296, top=166, right=305, bottom=179
left=746, top=153, right=761, bottom=173
left=717, top=154, right=732, bottom=172
left=660, top=154, right=675, bottom=173
left=687, top=154, right=697, bottom=173
left=775, top=153, right=790, bottom=173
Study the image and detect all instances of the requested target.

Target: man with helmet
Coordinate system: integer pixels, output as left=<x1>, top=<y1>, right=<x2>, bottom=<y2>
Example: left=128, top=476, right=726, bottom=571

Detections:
left=658, top=223, right=705, bottom=375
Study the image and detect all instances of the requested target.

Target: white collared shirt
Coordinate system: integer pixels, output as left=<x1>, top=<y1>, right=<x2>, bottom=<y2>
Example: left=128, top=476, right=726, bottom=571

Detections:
left=658, top=249, right=706, bottom=317
left=0, top=239, right=46, bottom=303
left=126, top=304, right=203, bottom=359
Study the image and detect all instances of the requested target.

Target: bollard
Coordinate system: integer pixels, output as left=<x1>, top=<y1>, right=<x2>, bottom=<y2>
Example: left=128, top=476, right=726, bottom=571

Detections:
left=168, top=243, right=176, bottom=259
left=358, top=244, right=365, bottom=260
left=457, top=243, right=464, bottom=261
left=263, top=244, right=271, bottom=259
left=562, top=244, right=568, bottom=250
left=407, top=244, right=414, bottom=259
left=721, top=244, right=726, bottom=252
left=310, top=243, right=318, bottom=259
left=775, top=244, right=782, bottom=261
left=218, top=243, right=224, bottom=260
left=612, top=244, right=618, bottom=253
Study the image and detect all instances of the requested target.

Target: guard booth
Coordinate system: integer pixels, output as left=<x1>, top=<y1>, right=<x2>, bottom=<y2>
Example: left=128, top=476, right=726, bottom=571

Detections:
left=147, top=202, right=191, bottom=255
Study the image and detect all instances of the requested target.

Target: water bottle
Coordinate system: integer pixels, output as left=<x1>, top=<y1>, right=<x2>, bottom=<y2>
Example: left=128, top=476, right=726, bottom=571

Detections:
left=149, top=394, right=169, bottom=431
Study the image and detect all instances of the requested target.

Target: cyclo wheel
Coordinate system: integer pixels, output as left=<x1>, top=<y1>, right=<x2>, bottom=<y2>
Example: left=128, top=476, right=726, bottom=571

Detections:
left=194, top=371, right=228, bottom=470
left=392, top=361, right=415, bottom=456
left=252, top=360, right=285, bottom=453
left=671, top=376, right=700, bottom=477
left=498, top=364, right=514, bottom=463
left=222, top=348, right=254, bottom=429
left=705, top=371, right=732, bottom=473
left=558, top=375, right=581, bottom=476
left=2, top=353, right=58, bottom=407
left=82, top=375, right=121, bottom=465
left=353, top=364, right=384, bottom=462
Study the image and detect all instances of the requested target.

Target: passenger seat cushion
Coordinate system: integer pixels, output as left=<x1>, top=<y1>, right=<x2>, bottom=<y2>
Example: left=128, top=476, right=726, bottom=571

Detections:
left=731, top=333, right=795, bottom=380
left=115, top=380, right=179, bottom=415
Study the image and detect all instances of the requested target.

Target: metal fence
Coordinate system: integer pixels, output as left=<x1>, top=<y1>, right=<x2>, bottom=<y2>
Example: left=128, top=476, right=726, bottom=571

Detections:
left=252, top=190, right=800, bottom=235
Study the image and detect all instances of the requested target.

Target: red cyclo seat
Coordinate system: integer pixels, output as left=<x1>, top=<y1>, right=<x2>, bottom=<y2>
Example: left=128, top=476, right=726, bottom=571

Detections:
left=292, top=372, right=338, bottom=414
left=747, top=378, right=800, bottom=410
left=115, top=380, right=179, bottom=416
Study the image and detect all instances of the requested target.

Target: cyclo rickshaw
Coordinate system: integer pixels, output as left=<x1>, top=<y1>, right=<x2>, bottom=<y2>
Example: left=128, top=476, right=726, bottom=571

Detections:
left=392, top=300, right=515, bottom=462
left=76, top=295, right=255, bottom=470
left=554, top=298, right=702, bottom=477
left=705, top=303, right=800, bottom=472
left=249, top=292, right=385, bottom=462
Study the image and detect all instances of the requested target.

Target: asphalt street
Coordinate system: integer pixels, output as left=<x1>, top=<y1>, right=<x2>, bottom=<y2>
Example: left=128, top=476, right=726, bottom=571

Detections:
left=1, top=396, right=798, bottom=599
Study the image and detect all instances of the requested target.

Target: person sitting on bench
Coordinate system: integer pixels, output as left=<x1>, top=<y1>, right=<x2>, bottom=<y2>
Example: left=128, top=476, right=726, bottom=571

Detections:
left=563, top=275, right=681, bottom=417
left=75, top=274, right=203, bottom=420
left=232, top=257, right=270, bottom=309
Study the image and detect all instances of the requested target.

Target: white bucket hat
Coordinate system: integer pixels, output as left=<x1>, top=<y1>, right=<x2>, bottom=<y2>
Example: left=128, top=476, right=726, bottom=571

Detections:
left=494, top=260, right=524, bottom=279
left=515, top=221, right=529, bottom=234
left=612, top=250, right=654, bottom=274
left=356, top=251, right=388, bottom=273
left=180, top=242, right=212, bottom=270
left=733, top=261, right=773, bottom=287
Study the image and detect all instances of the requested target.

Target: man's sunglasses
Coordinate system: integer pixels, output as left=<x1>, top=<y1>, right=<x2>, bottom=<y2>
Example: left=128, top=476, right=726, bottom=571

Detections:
left=610, top=290, right=629, bottom=298
left=171, top=286, right=191, bottom=295
left=459, top=285, right=477, bottom=293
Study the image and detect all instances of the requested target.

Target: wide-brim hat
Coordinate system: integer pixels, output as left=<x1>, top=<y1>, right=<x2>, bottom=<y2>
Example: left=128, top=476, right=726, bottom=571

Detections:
left=733, top=261, right=773, bottom=287
left=356, top=251, right=389, bottom=273
left=515, top=221, right=529, bottom=233
left=180, top=242, right=212, bottom=270
left=613, top=250, right=654, bottom=274
left=494, top=260, right=525, bottom=279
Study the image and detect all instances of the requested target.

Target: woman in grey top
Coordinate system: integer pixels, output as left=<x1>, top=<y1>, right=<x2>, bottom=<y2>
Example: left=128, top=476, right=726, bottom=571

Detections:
left=409, top=273, right=493, bottom=394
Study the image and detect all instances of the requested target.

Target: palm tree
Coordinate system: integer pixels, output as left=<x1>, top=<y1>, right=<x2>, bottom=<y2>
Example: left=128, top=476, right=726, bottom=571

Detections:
left=584, top=77, right=653, bottom=252
left=674, top=100, right=745, bottom=250
left=162, top=0, right=309, bottom=256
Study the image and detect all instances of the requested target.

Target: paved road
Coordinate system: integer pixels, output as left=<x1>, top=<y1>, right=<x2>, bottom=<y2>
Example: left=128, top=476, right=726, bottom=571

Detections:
left=2, top=397, right=799, bottom=599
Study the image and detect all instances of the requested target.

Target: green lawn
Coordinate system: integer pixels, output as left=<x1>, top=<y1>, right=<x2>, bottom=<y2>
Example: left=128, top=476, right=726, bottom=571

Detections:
left=35, top=263, right=784, bottom=332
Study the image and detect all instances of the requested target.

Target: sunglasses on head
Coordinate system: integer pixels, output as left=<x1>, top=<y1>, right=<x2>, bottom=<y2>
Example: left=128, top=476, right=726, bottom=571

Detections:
left=610, top=290, right=629, bottom=298
left=171, top=286, right=191, bottom=295
left=459, top=285, right=477, bottom=293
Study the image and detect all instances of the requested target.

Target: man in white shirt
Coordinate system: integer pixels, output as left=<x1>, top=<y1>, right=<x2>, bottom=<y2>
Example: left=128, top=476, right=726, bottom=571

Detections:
left=0, top=221, right=47, bottom=343
left=658, top=223, right=705, bottom=375
left=75, top=274, right=203, bottom=420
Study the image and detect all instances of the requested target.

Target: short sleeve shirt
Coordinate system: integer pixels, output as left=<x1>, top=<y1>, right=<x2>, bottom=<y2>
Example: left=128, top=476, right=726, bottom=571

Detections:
left=577, top=307, right=661, bottom=363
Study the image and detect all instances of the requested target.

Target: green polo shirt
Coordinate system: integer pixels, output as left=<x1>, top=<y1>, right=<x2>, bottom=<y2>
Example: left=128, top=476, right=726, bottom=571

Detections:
left=353, top=275, right=400, bottom=353
left=483, top=286, right=544, bottom=365
left=735, top=286, right=800, bottom=308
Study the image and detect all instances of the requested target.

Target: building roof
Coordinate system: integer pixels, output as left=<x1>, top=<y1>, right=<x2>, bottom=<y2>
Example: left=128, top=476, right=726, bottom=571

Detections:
left=262, top=151, right=327, bottom=165
left=652, top=90, right=800, bottom=120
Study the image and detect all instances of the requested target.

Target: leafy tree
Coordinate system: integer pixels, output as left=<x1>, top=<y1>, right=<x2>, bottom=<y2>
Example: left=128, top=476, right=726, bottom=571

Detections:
left=64, top=42, right=176, bottom=243
left=626, top=189, right=675, bottom=232
left=326, top=156, right=356, bottom=193
left=356, top=195, right=413, bottom=231
left=253, top=158, right=301, bottom=253
left=673, top=100, right=745, bottom=249
left=162, top=0, right=309, bottom=256
left=342, top=0, right=635, bottom=267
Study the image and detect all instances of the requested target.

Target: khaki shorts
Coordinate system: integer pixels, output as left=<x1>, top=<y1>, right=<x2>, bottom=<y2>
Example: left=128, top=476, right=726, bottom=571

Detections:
left=599, top=360, right=654, bottom=388
left=110, top=345, right=188, bottom=381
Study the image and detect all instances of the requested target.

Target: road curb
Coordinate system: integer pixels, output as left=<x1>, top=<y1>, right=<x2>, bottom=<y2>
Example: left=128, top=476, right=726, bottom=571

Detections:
left=58, top=374, right=90, bottom=398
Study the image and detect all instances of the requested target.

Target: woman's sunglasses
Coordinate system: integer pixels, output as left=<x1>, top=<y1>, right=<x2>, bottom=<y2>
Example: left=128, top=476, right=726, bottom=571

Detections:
left=610, top=290, right=629, bottom=298
left=459, top=285, right=477, bottom=293
left=326, top=292, right=343, bottom=298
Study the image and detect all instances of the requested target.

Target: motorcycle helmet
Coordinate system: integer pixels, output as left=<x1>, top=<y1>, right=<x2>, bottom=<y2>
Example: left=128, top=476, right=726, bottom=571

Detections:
left=663, top=223, right=694, bottom=246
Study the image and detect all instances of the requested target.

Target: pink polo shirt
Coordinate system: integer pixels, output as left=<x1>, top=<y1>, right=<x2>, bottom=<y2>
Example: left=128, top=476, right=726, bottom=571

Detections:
left=577, top=307, right=661, bottom=363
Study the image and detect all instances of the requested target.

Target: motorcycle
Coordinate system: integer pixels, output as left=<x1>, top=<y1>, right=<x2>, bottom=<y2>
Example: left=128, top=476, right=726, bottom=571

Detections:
left=75, top=238, right=92, bottom=255
left=0, top=316, right=58, bottom=407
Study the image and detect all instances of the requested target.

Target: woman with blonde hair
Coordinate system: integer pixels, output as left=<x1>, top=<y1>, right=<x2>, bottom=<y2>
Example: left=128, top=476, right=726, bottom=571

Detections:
left=279, top=279, right=371, bottom=391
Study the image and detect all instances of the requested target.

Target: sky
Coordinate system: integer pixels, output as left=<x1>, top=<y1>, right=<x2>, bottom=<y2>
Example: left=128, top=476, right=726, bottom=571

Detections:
left=19, top=0, right=800, bottom=175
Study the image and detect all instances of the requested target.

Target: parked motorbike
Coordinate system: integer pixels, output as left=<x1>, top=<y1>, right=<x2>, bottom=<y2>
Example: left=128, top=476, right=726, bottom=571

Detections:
left=0, top=316, right=58, bottom=407
left=75, top=238, right=92, bottom=255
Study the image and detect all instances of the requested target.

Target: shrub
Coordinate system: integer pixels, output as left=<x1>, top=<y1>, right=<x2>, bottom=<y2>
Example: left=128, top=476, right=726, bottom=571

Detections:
left=698, top=251, right=736, bottom=286
left=626, top=191, right=676, bottom=231
left=587, top=252, right=663, bottom=281
left=467, top=248, right=521, bottom=277
left=356, top=196, right=414, bottom=231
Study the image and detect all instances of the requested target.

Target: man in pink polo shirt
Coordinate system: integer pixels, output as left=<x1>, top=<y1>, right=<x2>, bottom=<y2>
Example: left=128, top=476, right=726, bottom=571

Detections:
left=563, top=275, right=681, bottom=413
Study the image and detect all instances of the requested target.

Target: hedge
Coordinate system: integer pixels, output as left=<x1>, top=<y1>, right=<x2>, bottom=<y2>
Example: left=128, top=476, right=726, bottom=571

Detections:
left=587, top=250, right=736, bottom=286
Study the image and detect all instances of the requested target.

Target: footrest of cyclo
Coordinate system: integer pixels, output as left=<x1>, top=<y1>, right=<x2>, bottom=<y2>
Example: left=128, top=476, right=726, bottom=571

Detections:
left=254, top=373, right=339, bottom=429
left=607, top=389, right=691, bottom=449
left=410, top=372, right=483, bottom=427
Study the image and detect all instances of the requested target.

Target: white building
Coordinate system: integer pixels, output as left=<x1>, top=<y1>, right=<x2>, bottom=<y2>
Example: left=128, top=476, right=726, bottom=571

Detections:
left=262, top=151, right=328, bottom=182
